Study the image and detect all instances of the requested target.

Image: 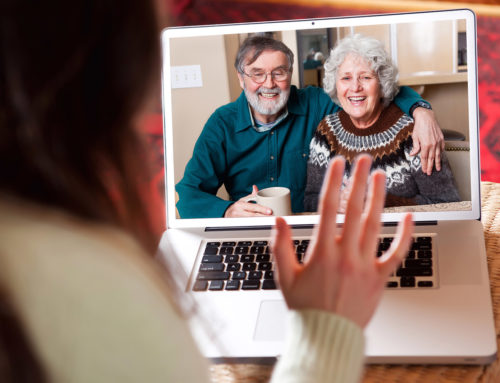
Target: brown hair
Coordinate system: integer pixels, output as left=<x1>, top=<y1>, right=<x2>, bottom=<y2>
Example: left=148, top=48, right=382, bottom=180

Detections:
left=234, top=35, right=294, bottom=74
left=0, top=0, right=163, bottom=379
left=0, top=0, right=160, bottom=253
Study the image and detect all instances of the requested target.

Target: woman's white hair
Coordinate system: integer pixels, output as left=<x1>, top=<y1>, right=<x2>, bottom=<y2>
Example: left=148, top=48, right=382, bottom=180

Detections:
left=323, top=34, right=399, bottom=107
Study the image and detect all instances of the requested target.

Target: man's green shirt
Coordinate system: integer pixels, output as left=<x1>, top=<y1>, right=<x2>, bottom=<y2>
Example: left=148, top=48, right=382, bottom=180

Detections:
left=176, top=85, right=422, bottom=218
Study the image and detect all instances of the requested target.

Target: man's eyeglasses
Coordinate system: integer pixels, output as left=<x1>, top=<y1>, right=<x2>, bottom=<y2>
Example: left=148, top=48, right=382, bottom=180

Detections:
left=243, top=68, right=290, bottom=84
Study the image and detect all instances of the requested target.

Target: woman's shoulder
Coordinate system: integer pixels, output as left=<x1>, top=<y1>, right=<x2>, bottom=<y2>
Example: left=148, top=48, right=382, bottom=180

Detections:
left=0, top=196, right=209, bottom=382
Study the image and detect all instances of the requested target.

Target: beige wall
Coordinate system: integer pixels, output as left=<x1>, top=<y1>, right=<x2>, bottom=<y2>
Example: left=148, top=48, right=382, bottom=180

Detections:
left=170, top=35, right=232, bottom=185
left=412, top=82, right=469, bottom=141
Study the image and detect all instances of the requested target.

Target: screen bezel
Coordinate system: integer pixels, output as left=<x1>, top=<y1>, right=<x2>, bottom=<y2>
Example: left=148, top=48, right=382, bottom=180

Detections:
left=161, top=9, right=480, bottom=229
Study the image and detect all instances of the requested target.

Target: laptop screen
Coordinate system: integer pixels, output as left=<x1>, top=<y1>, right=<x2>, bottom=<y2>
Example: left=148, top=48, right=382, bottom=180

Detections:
left=161, top=9, right=480, bottom=229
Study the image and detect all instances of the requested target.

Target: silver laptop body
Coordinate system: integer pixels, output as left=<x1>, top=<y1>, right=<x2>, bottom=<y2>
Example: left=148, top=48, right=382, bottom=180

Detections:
left=157, top=9, right=496, bottom=364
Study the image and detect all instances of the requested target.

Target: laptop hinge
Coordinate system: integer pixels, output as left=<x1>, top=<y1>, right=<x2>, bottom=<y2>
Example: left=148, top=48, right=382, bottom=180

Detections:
left=205, top=221, right=437, bottom=232
left=205, top=224, right=315, bottom=232
left=383, top=220, right=437, bottom=227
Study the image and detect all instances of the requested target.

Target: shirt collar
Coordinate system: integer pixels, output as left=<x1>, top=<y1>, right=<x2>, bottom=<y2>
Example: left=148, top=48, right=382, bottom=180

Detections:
left=235, top=85, right=306, bottom=133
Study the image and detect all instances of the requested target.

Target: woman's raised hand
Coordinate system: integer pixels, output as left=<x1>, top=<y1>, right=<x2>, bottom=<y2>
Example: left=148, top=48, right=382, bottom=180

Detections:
left=271, top=154, right=414, bottom=328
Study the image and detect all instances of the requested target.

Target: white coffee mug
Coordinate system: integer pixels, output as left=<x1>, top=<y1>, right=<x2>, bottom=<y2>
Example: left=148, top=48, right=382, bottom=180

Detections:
left=246, top=187, right=292, bottom=216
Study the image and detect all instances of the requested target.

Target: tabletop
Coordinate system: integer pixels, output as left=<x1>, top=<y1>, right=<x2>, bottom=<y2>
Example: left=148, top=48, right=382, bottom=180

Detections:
left=209, top=181, right=500, bottom=383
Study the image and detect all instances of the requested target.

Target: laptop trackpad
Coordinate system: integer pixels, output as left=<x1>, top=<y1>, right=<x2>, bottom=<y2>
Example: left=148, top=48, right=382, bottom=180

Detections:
left=253, top=300, right=287, bottom=341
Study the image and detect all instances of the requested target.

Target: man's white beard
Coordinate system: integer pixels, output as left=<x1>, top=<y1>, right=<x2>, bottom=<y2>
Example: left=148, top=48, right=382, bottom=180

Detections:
left=244, top=85, right=290, bottom=116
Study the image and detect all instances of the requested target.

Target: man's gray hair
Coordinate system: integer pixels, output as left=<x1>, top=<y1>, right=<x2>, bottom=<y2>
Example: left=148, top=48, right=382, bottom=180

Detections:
left=234, top=35, right=294, bottom=74
left=323, top=34, right=399, bottom=107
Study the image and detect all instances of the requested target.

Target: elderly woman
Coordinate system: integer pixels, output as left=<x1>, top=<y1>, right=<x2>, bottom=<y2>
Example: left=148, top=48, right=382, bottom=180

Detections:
left=304, top=34, right=460, bottom=212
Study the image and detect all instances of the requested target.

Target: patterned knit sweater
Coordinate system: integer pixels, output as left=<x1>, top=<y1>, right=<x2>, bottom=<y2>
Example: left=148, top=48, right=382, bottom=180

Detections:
left=304, top=103, right=461, bottom=212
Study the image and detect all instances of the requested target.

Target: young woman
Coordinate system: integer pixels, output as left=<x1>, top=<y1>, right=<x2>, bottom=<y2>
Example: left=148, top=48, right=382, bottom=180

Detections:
left=0, top=1, right=413, bottom=381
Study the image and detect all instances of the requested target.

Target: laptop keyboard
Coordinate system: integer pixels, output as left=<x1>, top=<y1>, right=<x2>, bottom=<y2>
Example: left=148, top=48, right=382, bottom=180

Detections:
left=192, top=235, right=436, bottom=291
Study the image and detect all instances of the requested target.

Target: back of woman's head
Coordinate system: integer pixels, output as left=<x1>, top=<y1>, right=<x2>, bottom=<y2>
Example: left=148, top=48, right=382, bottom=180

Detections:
left=0, top=0, right=160, bottom=252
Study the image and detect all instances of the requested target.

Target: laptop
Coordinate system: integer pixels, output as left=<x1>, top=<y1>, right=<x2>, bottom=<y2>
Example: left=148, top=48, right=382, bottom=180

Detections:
left=157, top=9, right=497, bottom=364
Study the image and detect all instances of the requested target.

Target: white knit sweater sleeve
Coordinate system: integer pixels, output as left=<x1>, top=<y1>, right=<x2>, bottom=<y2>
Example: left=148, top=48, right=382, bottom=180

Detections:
left=270, top=310, right=365, bottom=383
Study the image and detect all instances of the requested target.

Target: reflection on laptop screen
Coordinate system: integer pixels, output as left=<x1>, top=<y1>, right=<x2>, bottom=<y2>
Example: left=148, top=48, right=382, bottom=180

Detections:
left=162, top=9, right=480, bottom=228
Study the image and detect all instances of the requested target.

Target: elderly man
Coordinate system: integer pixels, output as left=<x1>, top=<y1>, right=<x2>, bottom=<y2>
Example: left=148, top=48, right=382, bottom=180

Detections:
left=176, top=36, right=443, bottom=218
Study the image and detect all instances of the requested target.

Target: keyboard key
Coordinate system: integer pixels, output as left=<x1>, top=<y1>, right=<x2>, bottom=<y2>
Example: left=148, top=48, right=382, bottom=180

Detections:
left=197, top=271, right=230, bottom=280
left=297, top=244, right=308, bottom=253
left=201, top=255, right=222, bottom=263
left=254, top=240, right=268, bottom=246
left=251, top=246, right=265, bottom=254
left=258, top=262, right=272, bottom=271
left=248, top=271, right=263, bottom=280
left=219, top=247, right=234, bottom=255
left=204, top=246, right=218, bottom=255
left=225, top=254, right=239, bottom=263
left=206, top=242, right=221, bottom=247
left=242, top=280, right=260, bottom=290
left=256, top=254, right=270, bottom=262
left=226, top=263, right=241, bottom=272
left=418, top=281, right=434, bottom=287
left=193, top=280, right=208, bottom=291
left=405, top=259, right=432, bottom=268
left=225, top=280, right=240, bottom=290
left=264, top=271, right=274, bottom=280
left=209, top=280, right=224, bottom=290
left=235, top=246, right=249, bottom=254
left=199, top=263, right=225, bottom=272
left=241, top=254, right=255, bottom=263
left=237, top=241, right=252, bottom=246
left=242, top=262, right=257, bottom=271
left=262, top=280, right=277, bottom=290
left=296, top=253, right=304, bottom=263
left=417, top=236, right=432, bottom=243
left=396, top=268, right=432, bottom=277
left=386, top=281, right=398, bottom=288
left=222, top=241, right=236, bottom=246
left=400, top=276, right=416, bottom=287
left=415, top=243, right=432, bottom=250
left=232, top=271, right=246, bottom=280
left=418, top=250, right=432, bottom=259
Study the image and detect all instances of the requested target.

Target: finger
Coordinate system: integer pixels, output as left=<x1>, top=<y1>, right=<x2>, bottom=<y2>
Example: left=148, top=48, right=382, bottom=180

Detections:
left=377, top=213, right=414, bottom=276
left=419, top=149, right=429, bottom=175
left=313, top=156, right=345, bottom=250
left=228, top=202, right=272, bottom=217
left=410, top=140, right=420, bottom=156
left=426, top=153, right=434, bottom=176
left=252, top=185, right=259, bottom=195
left=434, top=147, right=442, bottom=172
left=271, top=217, right=298, bottom=290
left=341, top=154, right=372, bottom=250
left=245, top=203, right=272, bottom=216
left=360, top=170, right=386, bottom=258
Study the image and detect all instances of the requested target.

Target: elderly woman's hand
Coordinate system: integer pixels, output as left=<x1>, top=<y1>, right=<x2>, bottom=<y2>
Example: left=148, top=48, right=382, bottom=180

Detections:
left=271, top=154, right=413, bottom=328
left=411, top=108, right=445, bottom=176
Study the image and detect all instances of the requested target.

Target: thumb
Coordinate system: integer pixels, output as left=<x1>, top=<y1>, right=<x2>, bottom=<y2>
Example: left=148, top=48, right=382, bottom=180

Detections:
left=410, top=140, right=420, bottom=156
left=252, top=185, right=259, bottom=195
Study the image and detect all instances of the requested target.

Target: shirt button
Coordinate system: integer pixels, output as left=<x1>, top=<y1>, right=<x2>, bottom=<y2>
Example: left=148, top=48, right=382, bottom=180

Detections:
left=270, top=155, right=274, bottom=160
left=270, top=177, right=274, bottom=181
left=270, top=131, right=274, bottom=135
left=302, top=153, right=307, bottom=158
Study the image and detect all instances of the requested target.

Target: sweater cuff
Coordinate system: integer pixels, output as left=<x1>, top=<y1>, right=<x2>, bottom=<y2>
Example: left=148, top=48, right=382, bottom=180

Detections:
left=271, top=310, right=365, bottom=383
